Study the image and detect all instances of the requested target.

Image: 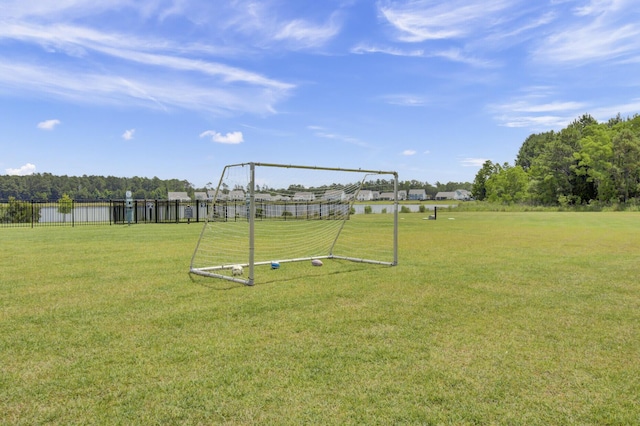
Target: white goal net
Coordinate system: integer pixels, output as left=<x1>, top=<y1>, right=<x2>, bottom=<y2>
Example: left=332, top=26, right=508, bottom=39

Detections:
left=190, top=162, right=398, bottom=285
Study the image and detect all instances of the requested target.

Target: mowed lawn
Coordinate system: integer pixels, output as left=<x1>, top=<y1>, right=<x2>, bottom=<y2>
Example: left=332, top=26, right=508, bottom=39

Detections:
left=1, top=212, right=639, bottom=424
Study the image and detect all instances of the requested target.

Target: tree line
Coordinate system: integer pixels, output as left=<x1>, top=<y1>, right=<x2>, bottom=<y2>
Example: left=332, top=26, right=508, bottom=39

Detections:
left=473, top=113, right=640, bottom=206
left=0, top=174, right=194, bottom=201
left=1, top=172, right=471, bottom=201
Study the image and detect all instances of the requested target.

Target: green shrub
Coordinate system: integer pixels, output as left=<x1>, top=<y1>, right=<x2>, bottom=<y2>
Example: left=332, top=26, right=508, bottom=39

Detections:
left=0, top=197, right=41, bottom=223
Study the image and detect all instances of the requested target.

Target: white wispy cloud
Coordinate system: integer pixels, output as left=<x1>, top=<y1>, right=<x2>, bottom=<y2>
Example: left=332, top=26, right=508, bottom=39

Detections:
left=122, top=129, right=135, bottom=140
left=199, top=130, right=244, bottom=144
left=431, top=48, right=496, bottom=68
left=227, top=2, right=343, bottom=49
left=37, top=119, right=61, bottom=130
left=0, top=21, right=241, bottom=60
left=0, top=22, right=294, bottom=89
left=402, top=150, right=417, bottom=156
left=351, top=44, right=425, bottom=57
left=2, top=0, right=133, bottom=20
left=0, top=3, right=297, bottom=116
left=497, top=100, right=589, bottom=113
left=380, top=94, right=427, bottom=106
left=308, top=125, right=367, bottom=147
left=589, top=98, right=640, bottom=121
left=351, top=43, right=494, bottom=67
left=374, top=1, right=624, bottom=72
left=489, top=90, right=592, bottom=129
left=315, top=132, right=363, bottom=145
left=273, top=15, right=342, bottom=49
left=0, top=61, right=286, bottom=115
left=379, top=0, right=517, bottom=42
left=361, top=1, right=527, bottom=67
left=460, top=158, right=488, bottom=168
left=500, top=115, right=576, bottom=129
left=533, top=0, right=640, bottom=64
left=573, top=0, right=627, bottom=17
left=495, top=11, right=558, bottom=40
left=6, top=163, right=36, bottom=176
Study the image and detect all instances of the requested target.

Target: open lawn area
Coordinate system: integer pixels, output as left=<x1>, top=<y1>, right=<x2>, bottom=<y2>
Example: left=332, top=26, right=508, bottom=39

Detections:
left=1, top=212, right=639, bottom=424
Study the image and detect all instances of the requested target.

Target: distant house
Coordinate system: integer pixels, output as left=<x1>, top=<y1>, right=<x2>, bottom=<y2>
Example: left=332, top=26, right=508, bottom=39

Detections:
left=293, top=192, right=315, bottom=201
left=228, top=190, right=245, bottom=201
left=323, top=189, right=346, bottom=201
left=357, top=190, right=375, bottom=201
left=168, top=192, right=191, bottom=201
left=194, top=192, right=208, bottom=200
left=206, top=190, right=228, bottom=201
left=408, top=189, right=427, bottom=200
left=435, top=189, right=472, bottom=201
left=379, top=191, right=406, bottom=200
left=254, top=193, right=272, bottom=202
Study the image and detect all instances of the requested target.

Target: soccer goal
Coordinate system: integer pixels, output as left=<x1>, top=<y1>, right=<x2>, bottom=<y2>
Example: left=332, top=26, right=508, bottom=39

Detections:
left=189, top=162, right=398, bottom=285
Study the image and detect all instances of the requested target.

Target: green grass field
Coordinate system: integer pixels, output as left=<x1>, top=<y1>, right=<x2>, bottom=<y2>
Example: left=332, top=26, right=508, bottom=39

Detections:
left=1, top=212, right=639, bottom=424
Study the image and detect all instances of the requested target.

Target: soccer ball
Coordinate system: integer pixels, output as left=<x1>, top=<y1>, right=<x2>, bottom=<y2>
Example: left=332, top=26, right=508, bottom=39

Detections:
left=311, top=259, right=323, bottom=267
left=271, top=261, right=280, bottom=270
left=231, top=265, right=243, bottom=276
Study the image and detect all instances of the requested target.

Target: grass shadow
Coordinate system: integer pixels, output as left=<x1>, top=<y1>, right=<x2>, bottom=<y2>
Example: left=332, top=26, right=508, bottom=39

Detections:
left=189, top=260, right=390, bottom=289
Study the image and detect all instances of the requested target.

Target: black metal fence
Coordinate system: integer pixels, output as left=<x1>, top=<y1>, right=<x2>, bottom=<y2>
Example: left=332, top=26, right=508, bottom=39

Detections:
left=1, top=199, right=359, bottom=228
left=0, top=199, right=209, bottom=228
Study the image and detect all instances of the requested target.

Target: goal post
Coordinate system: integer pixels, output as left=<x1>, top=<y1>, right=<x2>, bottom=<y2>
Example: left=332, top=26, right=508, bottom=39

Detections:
left=190, top=162, right=398, bottom=285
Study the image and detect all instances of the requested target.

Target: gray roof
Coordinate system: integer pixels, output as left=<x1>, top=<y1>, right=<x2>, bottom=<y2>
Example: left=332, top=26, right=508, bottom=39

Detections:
left=194, top=192, right=208, bottom=200
left=168, top=192, right=191, bottom=201
left=435, top=189, right=471, bottom=200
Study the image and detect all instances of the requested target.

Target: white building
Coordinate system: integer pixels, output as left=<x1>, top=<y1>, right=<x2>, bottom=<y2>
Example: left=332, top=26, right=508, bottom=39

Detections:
left=435, top=189, right=472, bottom=201
left=323, top=189, right=346, bottom=201
left=228, top=190, right=245, bottom=201
left=293, top=192, right=315, bottom=201
left=254, top=193, right=272, bottom=202
left=168, top=192, right=191, bottom=201
left=408, top=189, right=427, bottom=200
left=357, top=190, right=374, bottom=201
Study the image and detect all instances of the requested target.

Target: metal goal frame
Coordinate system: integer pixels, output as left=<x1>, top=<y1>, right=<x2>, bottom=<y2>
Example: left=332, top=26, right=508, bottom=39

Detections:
left=190, top=162, right=398, bottom=285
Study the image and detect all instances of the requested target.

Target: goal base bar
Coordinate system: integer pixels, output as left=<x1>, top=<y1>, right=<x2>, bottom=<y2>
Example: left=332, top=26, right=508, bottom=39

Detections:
left=189, top=269, right=254, bottom=286
left=329, top=255, right=396, bottom=266
left=190, top=254, right=395, bottom=286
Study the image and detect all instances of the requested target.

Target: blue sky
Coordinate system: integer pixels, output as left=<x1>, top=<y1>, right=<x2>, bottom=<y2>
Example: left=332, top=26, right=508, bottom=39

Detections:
left=2, top=0, right=640, bottom=188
